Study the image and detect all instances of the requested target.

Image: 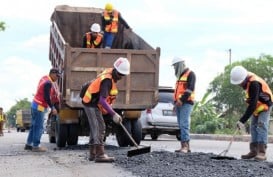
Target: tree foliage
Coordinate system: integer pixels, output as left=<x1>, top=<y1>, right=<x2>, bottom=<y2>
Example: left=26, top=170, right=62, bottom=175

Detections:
left=207, top=54, right=273, bottom=129
left=6, top=98, right=31, bottom=127
left=0, top=21, right=6, bottom=31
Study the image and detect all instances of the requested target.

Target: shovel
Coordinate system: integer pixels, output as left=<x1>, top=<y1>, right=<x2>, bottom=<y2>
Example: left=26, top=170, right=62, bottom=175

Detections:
left=120, top=122, right=151, bottom=157
left=211, top=128, right=238, bottom=160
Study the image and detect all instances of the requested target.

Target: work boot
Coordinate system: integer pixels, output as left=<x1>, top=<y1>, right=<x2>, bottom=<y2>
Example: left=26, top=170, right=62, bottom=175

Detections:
left=95, top=145, right=115, bottom=163
left=88, top=145, right=96, bottom=161
left=24, top=144, right=32, bottom=150
left=254, top=144, right=267, bottom=161
left=32, top=146, right=47, bottom=152
left=175, top=141, right=191, bottom=153
left=241, top=142, right=257, bottom=159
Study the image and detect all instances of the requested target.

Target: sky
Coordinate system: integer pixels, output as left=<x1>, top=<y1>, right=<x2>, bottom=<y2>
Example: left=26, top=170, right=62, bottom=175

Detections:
left=1, top=0, right=273, bottom=112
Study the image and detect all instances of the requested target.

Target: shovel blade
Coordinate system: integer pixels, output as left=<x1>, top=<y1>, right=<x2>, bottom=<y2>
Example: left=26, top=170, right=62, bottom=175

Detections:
left=127, top=146, right=151, bottom=157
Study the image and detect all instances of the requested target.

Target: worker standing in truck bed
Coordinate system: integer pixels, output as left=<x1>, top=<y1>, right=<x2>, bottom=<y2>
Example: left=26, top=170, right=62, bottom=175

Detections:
left=82, top=23, right=103, bottom=48
left=101, top=3, right=131, bottom=49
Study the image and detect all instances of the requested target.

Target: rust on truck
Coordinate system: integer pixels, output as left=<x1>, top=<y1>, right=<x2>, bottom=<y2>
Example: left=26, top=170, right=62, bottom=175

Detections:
left=48, top=5, right=160, bottom=147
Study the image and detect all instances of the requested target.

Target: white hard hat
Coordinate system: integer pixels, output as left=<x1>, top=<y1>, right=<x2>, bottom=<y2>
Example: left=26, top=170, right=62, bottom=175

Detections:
left=172, top=56, right=184, bottom=65
left=90, top=23, right=101, bottom=33
left=230, top=66, right=248, bottom=85
left=114, top=57, right=130, bottom=75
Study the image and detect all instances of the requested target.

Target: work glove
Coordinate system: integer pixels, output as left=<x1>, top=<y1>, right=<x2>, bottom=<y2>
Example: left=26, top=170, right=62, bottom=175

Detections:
left=113, top=113, right=122, bottom=124
left=236, top=121, right=245, bottom=130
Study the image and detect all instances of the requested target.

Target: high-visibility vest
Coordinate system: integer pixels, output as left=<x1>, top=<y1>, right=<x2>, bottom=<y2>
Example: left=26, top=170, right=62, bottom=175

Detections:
left=0, top=114, right=4, bottom=122
left=174, top=69, right=195, bottom=102
left=85, top=32, right=103, bottom=48
left=245, top=72, right=273, bottom=116
left=33, top=75, right=54, bottom=112
left=103, top=10, right=119, bottom=33
left=82, top=68, right=118, bottom=114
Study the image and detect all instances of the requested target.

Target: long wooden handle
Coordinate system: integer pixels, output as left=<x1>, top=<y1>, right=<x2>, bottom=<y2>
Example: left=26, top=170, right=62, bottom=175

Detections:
left=120, top=122, right=139, bottom=148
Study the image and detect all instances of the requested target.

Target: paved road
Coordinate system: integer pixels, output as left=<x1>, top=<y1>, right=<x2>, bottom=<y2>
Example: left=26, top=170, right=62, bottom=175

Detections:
left=1, top=129, right=272, bottom=177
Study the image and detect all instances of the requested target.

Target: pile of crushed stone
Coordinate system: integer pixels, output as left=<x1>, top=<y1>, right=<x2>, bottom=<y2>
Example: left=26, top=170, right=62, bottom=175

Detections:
left=62, top=144, right=273, bottom=177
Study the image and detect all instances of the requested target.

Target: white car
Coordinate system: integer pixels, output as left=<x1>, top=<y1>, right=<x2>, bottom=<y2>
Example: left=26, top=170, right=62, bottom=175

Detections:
left=140, top=87, right=180, bottom=140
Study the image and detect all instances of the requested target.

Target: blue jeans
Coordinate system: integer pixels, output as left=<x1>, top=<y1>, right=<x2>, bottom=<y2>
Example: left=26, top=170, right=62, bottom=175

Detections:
left=26, top=107, right=45, bottom=147
left=251, top=106, right=272, bottom=144
left=176, top=103, right=193, bottom=142
left=103, top=32, right=115, bottom=48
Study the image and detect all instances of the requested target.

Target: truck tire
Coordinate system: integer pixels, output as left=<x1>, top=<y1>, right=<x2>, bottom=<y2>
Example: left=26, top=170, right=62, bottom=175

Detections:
left=49, top=136, right=56, bottom=143
left=116, top=118, right=142, bottom=147
left=116, top=119, right=131, bottom=147
left=130, top=119, right=142, bottom=145
left=67, top=124, right=78, bottom=146
left=55, top=121, right=68, bottom=148
left=151, top=133, right=158, bottom=140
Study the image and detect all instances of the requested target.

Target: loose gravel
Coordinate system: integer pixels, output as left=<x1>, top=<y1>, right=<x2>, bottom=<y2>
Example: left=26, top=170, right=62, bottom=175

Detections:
left=63, top=144, right=273, bottom=177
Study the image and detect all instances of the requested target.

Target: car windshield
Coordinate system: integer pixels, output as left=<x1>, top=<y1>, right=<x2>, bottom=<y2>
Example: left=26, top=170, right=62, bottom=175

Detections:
left=159, top=91, right=174, bottom=103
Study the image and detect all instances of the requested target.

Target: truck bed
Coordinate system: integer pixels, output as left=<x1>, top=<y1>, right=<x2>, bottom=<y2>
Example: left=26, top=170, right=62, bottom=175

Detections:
left=49, top=5, right=160, bottom=110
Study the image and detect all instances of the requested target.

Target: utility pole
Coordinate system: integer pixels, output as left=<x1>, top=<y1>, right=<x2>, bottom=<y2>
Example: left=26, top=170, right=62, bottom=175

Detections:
left=228, top=49, right=231, bottom=65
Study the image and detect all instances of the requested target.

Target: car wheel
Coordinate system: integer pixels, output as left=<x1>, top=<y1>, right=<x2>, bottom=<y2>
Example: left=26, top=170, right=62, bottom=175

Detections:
left=176, top=132, right=181, bottom=141
left=151, top=133, right=158, bottom=140
left=142, top=133, right=146, bottom=140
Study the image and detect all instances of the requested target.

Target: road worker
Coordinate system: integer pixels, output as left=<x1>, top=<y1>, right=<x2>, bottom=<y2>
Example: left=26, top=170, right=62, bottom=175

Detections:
left=82, top=23, right=103, bottom=48
left=82, top=57, right=130, bottom=162
left=230, top=65, right=273, bottom=161
left=101, top=3, right=131, bottom=48
left=172, top=57, right=196, bottom=153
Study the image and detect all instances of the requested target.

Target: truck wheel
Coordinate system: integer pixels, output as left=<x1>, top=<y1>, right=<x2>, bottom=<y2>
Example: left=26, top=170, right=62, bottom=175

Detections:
left=49, top=136, right=56, bottom=143
left=48, top=117, right=56, bottom=143
left=142, top=133, right=146, bottom=140
left=151, top=133, right=158, bottom=140
left=55, top=121, right=68, bottom=148
left=116, top=119, right=131, bottom=147
left=176, top=131, right=181, bottom=141
left=130, top=119, right=142, bottom=145
left=67, top=124, right=78, bottom=146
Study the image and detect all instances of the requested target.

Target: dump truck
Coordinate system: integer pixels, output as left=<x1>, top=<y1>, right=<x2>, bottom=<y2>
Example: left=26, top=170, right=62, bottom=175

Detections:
left=16, top=109, right=31, bottom=132
left=47, top=5, right=160, bottom=148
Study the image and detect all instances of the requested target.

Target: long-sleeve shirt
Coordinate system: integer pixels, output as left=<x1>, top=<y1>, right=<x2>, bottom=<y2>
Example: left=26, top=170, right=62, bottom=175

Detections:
left=240, top=81, right=272, bottom=123
left=101, top=11, right=130, bottom=32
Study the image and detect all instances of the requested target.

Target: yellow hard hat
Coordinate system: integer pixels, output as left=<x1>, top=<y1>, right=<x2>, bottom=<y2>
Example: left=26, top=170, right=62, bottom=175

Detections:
left=105, top=3, right=113, bottom=12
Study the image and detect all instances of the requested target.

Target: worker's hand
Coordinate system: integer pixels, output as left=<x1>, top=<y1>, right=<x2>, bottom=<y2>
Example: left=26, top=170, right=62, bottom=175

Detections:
left=51, top=107, right=58, bottom=115
left=175, top=99, right=182, bottom=107
left=236, top=121, right=245, bottom=130
left=113, top=113, right=122, bottom=124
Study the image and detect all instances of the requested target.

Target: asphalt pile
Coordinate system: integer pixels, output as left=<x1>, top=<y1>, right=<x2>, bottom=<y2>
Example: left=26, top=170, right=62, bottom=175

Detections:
left=63, top=145, right=273, bottom=177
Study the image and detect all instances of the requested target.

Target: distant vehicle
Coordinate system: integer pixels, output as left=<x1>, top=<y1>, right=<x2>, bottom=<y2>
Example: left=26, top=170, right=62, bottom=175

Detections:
left=16, top=109, right=31, bottom=132
left=140, top=87, right=180, bottom=140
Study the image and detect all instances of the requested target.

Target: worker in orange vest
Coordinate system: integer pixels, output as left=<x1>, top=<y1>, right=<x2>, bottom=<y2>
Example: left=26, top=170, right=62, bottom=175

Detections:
left=230, top=66, right=273, bottom=161
left=172, top=57, right=196, bottom=153
left=102, top=3, right=131, bottom=48
left=82, top=57, right=130, bottom=163
left=82, top=23, right=103, bottom=48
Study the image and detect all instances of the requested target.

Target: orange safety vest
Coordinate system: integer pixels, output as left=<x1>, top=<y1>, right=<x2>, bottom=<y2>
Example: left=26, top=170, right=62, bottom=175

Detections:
left=174, top=70, right=195, bottom=102
left=245, top=72, right=273, bottom=117
left=103, top=10, right=119, bottom=33
left=85, top=32, right=103, bottom=48
left=82, top=68, right=118, bottom=114
left=33, top=75, right=54, bottom=112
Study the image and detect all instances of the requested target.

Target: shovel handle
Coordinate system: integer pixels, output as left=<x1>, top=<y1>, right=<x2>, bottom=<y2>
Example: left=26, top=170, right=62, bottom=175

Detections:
left=120, top=122, right=139, bottom=148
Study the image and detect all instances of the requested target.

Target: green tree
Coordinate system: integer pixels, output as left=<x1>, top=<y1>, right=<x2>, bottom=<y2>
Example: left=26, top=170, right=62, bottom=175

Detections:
left=0, top=21, right=6, bottom=31
left=191, top=92, right=227, bottom=134
left=207, top=54, right=273, bottom=129
left=6, top=98, right=31, bottom=127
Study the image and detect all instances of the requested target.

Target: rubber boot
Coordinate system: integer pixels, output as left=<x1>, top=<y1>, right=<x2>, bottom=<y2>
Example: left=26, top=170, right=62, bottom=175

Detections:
left=254, top=144, right=267, bottom=161
left=88, top=145, right=96, bottom=161
left=95, top=145, right=115, bottom=163
left=175, top=141, right=190, bottom=153
left=241, top=143, right=257, bottom=159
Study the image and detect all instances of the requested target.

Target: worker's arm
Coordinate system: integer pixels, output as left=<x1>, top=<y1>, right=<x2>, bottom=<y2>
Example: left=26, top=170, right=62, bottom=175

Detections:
left=180, top=71, right=196, bottom=104
left=239, top=81, right=260, bottom=123
left=118, top=12, right=130, bottom=29
left=98, top=79, right=115, bottom=116
left=44, top=82, right=54, bottom=109
left=82, top=35, right=87, bottom=48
